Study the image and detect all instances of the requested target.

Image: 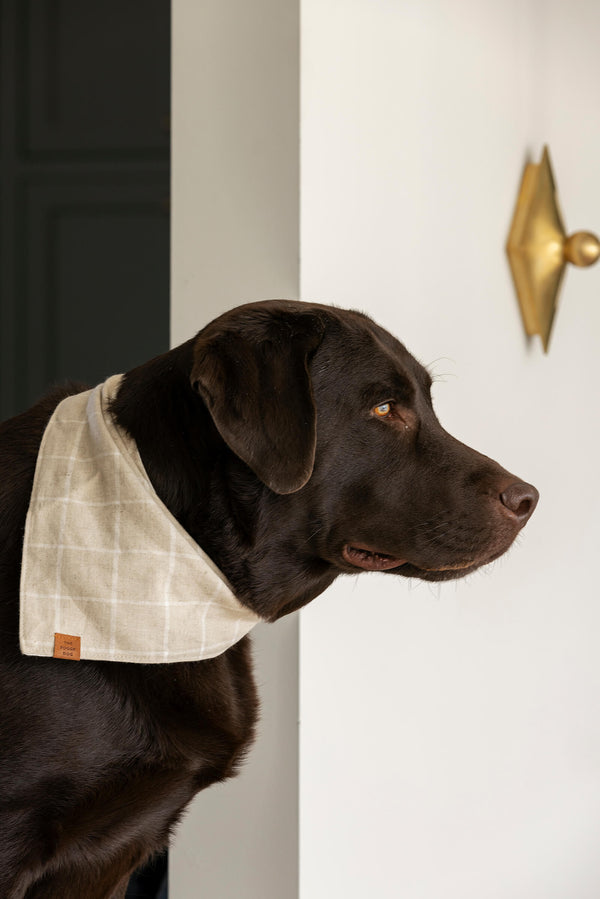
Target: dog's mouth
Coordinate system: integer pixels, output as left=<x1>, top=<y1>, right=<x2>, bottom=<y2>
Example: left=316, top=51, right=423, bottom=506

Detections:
left=342, top=543, right=485, bottom=578
left=342, top=544, right=407, bottom=571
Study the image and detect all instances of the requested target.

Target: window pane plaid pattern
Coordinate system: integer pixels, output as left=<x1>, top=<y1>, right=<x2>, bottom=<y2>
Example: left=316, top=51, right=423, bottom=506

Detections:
left=19, top=375, right=261, bottom=663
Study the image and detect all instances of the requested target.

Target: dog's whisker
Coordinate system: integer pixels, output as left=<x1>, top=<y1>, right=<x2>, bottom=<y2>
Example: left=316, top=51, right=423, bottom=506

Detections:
left=304, top=524, right=324, bottom=544
left=408, top=511, right=455, bottom=530
left=426, top=357, right=458, bottom=383
left=427, top=581, right=443, bottom=601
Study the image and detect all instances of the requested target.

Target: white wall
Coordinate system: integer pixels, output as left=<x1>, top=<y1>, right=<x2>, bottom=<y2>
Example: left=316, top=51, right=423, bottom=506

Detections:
left=170, top=0, right=299, bottom=345
left=299, top=1, right=600, bottom=897
left=170, top=2, right=300, bottom=897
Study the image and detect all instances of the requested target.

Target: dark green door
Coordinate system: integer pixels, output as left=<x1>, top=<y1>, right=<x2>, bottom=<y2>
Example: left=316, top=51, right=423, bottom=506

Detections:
left=0, top=2, right=171, bottom=895
left=0, top=0, right=171, bottom=421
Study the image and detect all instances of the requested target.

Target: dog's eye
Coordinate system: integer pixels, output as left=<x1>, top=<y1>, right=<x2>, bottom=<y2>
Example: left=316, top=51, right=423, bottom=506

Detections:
left=373, top=402, right=392, bottom=418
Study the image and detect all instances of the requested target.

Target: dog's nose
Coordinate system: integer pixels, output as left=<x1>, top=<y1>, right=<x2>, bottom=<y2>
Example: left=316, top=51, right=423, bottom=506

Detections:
left=499, top=481, right=539, bottom=525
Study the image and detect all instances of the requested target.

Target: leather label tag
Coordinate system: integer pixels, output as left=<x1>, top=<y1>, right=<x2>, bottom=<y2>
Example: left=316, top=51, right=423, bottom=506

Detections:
left=53, top=633, right=81, bottom=661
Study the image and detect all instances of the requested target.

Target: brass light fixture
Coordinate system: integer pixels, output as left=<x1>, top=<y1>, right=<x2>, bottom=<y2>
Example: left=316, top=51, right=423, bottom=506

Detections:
left=506, top=146, right=600, bottom=352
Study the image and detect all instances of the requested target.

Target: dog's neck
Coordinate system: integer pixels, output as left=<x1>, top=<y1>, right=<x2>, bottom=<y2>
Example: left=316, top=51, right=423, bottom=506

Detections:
left=110, top=344, right=337, bottom=621
left=110, top=340, right=217, bottom=514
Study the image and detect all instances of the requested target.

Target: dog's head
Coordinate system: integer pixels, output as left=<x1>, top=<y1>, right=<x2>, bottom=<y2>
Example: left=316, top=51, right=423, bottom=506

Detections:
left=191, top=300, right=538, bottom=591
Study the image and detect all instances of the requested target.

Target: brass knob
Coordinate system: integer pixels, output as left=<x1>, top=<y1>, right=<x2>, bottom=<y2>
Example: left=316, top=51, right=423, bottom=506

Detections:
left=506, top=146, right=600, bottom=352
left=563, top=231, right=600, bottom=267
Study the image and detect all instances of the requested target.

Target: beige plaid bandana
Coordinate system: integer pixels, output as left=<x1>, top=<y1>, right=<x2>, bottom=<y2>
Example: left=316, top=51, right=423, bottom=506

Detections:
left=19, top=375, right=261, bottom=663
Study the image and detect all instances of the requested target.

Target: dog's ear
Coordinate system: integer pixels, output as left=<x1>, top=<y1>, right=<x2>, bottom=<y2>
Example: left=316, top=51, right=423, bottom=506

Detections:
left=190, top=305, right=325, bottom=494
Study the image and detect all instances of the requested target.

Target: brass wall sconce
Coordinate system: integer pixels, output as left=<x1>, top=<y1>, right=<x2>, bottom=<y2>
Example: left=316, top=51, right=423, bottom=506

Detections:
left=506, top=146, right=600, bottom=351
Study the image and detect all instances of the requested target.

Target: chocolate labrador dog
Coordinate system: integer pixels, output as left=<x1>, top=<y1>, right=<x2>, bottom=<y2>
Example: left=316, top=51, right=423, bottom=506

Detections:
left=0, top=300, right=538, bottom=898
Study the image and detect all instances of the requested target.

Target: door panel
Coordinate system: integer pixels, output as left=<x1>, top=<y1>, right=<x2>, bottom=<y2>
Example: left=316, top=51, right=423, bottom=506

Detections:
left=21, top=176, right=169, bottom=393
left=1, top=1, right=170, bottom=895
left=23, top=0, right=170, bottom=156
left=0, top=0, right=170, bottom=420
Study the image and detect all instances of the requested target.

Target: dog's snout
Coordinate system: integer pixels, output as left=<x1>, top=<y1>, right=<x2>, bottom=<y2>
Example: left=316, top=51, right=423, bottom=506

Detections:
left=499, top=481, right=539, bottom=525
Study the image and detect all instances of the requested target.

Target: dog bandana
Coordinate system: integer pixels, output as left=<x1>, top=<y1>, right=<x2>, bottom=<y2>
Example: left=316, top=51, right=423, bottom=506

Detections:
left=19, top=375, right=261, bottom=663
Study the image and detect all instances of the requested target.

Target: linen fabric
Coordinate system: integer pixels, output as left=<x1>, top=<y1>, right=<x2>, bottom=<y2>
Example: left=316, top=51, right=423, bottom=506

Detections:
left=19, top=375, right=261, bottom=663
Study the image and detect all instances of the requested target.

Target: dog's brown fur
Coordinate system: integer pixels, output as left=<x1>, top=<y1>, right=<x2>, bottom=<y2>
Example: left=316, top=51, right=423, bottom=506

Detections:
left=0, top=301, right=537, bottom=898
